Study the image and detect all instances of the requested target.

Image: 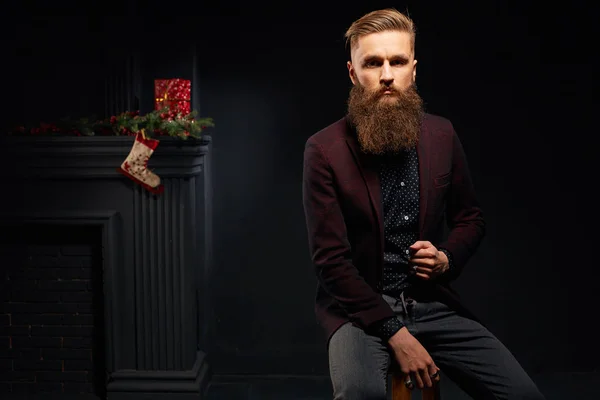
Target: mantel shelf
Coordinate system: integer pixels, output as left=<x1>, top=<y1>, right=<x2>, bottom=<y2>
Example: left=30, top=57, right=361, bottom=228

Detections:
left=0, top=135, right=212, bottom=179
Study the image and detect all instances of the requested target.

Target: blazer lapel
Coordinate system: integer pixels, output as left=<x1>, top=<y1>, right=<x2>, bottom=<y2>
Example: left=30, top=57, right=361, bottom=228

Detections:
left=417, top=121, right=431, bottom=239
left=345, top=133, right=384, bottom=258
left=345, top=137, right=383, bottom=228
left=343, top=117, right=431, bottom=255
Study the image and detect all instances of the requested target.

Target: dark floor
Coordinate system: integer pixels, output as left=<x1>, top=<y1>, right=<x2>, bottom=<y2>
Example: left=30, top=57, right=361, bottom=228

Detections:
left=207, top=371, right=600, bottom=399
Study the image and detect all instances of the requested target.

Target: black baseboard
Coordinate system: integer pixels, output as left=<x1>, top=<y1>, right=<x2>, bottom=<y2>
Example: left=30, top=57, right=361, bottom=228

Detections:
left=208, top=374, right=331, bottom=400
left=107, top=351, right=210, bottom=399
left=206, top=371, right=600, bottom=400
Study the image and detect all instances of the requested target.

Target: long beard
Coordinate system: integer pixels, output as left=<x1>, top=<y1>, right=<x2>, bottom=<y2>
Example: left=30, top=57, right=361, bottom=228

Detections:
left=347, top=83, right=424, bottom=155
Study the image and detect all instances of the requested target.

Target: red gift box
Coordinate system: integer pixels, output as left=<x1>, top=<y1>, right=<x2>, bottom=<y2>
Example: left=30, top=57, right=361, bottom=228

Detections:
left=154, top=79, right=191, bottom=115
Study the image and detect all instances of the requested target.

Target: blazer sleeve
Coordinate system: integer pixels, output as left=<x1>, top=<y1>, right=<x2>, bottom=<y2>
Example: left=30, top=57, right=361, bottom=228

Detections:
left=438, top=125, right=486, bottom=281
left=302, top=139, right=395, bottom=330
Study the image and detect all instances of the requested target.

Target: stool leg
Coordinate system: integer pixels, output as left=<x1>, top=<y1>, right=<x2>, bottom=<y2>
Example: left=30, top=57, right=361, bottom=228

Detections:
left=391, top=370, right=412, bottom=400
left=422, top=378, right=441, bottom=400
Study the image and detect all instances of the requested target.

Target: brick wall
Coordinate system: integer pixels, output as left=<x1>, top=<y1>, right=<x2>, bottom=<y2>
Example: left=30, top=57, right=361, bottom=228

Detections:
left=0, top=224, right=105, bottom=397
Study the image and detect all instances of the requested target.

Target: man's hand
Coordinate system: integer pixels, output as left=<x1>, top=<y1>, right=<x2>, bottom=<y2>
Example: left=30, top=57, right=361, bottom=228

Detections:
left=408, top=241, right=449, bottom=280
left=388, top=327, right=440, bottom=389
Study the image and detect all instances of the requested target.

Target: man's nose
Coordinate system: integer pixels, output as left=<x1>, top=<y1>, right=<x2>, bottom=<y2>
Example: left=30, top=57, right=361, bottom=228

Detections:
left=380, top=63, right=393, bottom=85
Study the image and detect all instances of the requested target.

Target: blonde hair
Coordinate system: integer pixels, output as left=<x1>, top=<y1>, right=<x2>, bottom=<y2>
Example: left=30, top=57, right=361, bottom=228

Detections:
left=345, top=8, right=416, bottom=54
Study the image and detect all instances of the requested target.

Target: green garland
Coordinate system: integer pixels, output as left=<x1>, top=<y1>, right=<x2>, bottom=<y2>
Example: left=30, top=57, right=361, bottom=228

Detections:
left=9, top=108, right=215, bottom=140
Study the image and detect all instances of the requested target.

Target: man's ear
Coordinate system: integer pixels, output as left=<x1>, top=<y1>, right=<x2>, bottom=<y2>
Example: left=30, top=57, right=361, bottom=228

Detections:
left=413, top=59, right=418, bottom=82
left=347, top=61, right=357, bottom=85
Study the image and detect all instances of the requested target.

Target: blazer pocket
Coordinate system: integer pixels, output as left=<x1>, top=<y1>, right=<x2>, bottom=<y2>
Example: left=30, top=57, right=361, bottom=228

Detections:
left=434, top=172, right=451, bottom=187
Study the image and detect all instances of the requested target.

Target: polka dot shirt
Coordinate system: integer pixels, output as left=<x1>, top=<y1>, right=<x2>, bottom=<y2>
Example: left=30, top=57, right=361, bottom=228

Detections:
left=371, top=146, right=420, bottom=341
left=371, top=146, right=454, bottom=341
left=379, top=146, right=420, bottom=297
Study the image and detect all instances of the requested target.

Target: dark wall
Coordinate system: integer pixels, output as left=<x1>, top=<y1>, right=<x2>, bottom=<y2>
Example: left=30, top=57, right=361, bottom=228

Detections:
left=3, top=0, right=596, bottom=382
left=3, top=16, right=119, bottom=131
left=194, top=2, right=596, bottom=377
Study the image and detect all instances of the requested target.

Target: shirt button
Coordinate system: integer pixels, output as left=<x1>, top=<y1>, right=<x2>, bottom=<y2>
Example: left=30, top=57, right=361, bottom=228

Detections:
left=405, top=249, right=410, bottom=254
left=404, top=216, right=409, bottom=220
left=400, top=182, right=405, bottom=186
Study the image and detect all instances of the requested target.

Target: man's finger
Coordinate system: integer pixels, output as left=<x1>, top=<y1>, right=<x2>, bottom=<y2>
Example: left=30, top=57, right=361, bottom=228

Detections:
left=410, top=256, right=435, bottom=267
left=420, top=368, right=433, bottom=389
left=411, top=258, right=434, bottom=268
left=415, top=272, right=431, bottom=280
left=410, top=249, right=436, bottom=258
left=409, top=241, right=432, bottom=251
left=415, top=266, right=433, bottom=274
left=413, top=371, right=425, bottom=390
left=429, top=366, right=441, bottom=384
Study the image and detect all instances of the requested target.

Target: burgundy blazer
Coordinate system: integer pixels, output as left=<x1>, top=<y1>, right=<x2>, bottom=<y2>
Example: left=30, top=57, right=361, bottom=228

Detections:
left=302, top=113, right=486, bottom=344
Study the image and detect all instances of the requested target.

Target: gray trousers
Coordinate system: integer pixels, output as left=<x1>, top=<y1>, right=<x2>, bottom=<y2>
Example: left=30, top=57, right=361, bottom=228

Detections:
left=328, top=294, right=545, bottom=400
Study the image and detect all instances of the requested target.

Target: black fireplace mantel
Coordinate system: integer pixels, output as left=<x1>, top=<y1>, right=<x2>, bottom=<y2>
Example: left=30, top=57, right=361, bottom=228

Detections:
left=0, top=135, right=211, bottom=178
left=0, top=134, right=214, bottom=399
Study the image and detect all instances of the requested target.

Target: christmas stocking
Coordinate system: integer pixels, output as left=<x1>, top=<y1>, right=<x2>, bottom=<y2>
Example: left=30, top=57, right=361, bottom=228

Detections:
left=117, top=130, right=164, bottom=194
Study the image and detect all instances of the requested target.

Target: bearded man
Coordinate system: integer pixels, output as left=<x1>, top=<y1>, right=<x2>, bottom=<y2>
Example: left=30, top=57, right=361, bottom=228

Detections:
left=302, top=8, right=545, bottom=400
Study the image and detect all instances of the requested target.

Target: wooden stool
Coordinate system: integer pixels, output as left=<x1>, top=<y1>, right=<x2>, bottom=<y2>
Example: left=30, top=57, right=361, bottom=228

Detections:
left=390, top=367, right=441, bottom=400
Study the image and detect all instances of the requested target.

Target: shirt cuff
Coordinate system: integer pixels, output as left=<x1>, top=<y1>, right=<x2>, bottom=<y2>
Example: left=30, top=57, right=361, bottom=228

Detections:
left=371, top=317, right=404, bottom=342
left=439, top=247, right=454, bottom=272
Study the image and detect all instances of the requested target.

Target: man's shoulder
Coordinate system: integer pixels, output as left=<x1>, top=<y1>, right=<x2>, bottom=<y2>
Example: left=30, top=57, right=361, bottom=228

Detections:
left=423, top=112, right=454, bottom=133
left=305, top=116, right=350, bottom=148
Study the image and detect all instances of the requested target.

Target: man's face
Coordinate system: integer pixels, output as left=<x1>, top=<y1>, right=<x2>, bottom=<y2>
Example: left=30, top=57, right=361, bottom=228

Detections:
left=345, top=30, right=423, bottom=155
left=347, top=30, right=416, bottom=98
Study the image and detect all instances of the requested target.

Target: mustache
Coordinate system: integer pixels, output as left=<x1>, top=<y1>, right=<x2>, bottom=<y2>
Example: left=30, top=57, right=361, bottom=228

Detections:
left=372, top=86, right=401, bottom=99
left=380, top=87, right=398, bottom=94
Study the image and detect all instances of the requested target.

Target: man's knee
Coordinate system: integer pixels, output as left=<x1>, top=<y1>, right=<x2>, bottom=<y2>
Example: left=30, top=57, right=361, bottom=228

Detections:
left=328, top=323, right=389, bottom=399
left=330, top=349, right=387, bottom=400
